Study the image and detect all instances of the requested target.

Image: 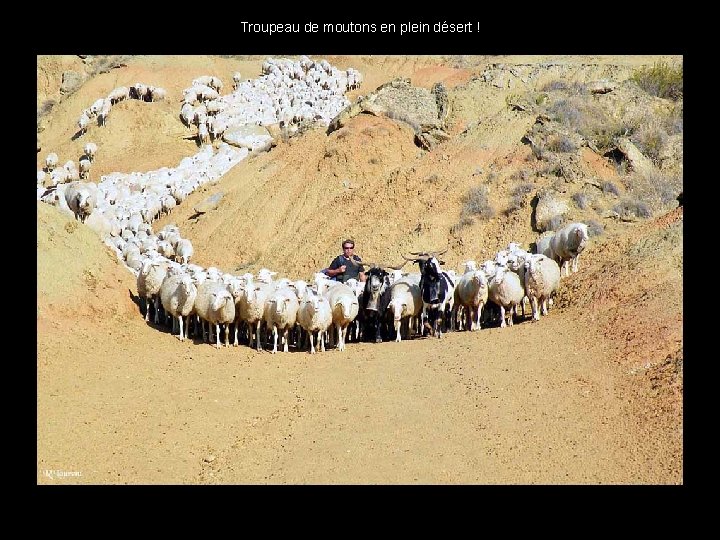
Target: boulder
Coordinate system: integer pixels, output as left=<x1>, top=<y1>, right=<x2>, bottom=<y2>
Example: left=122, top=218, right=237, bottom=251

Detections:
left=193, top=192, right=224, bottom=215
left=60, top=70, right=83, bottom=95
left=534, top=190, right=570, bottom=232
left=222, top=124, right=274, bottom=153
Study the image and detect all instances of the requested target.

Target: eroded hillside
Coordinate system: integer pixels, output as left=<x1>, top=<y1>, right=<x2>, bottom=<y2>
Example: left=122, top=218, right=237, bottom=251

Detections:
left=37, top=55, right=682, bottom=484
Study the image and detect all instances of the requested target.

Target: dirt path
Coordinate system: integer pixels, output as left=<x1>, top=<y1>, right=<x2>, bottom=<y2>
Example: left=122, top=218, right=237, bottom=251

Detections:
left=37, top=299, right=679, bottom=484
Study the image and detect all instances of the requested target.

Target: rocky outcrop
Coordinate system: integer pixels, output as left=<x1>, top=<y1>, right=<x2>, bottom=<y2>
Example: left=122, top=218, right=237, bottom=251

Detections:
left=328, top=78, right=450, bottom=149
left=533, top=190, right=570, bottom=232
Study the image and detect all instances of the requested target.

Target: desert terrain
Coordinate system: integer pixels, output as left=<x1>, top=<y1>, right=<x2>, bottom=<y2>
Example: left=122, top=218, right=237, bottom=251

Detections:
left=37, top=55, right=682, bottom=484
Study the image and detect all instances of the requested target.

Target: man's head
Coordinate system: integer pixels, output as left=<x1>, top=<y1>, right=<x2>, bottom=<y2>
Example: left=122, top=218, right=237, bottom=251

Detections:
left=342, top=239, right=355, bottom=255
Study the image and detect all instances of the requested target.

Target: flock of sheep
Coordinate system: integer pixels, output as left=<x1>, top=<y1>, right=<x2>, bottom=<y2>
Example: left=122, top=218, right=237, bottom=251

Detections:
left=130, top=220, right=588, bottom=354
left=37, top=55, right=591, bottom=354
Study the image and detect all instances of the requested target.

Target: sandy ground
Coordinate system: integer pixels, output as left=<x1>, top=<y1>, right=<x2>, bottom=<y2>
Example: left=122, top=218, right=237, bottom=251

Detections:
left=37, top=55, right=682, bottom=484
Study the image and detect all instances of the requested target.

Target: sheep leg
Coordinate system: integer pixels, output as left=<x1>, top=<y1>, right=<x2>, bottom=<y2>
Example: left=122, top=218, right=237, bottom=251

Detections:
left=320, top=331, right=326, bottom=352
left=144, top=297, right=150, bottom=321
left=154, top=297, right=161, bottom=324
left=530, top=296, right=540, bottom=321
left=233, top=322, right=239, bottom=346
left=225, top=323, right=230, bottom=347
left=177, top=316, right=184, bottom=341
left=309, top=332, right=316, bottom=354
left=572, top=254, right=580, bottom=273
left=215, top=324, right=222, bottom=349
left=255, top=320, right=263, bottom=351
left=499, top=306, right=507, bottom=328
left=335, top=323, right=341, bottom=350
left=283, top=328, right=290, bottom=353
left=541, top=297, right=549, bottom=316
left=340, top=325, right=348, bottom=351
left=272, top=326, right=278, bottom=354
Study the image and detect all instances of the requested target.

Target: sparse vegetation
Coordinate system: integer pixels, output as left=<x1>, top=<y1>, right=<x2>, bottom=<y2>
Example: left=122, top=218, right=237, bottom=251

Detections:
left=546, top=96, right=633, bottom=153
left=88, top=55, right=129, bottom=77
left=505, top=183, right=534, bottom=215
left=602, top=181, right=620, bottom=197
left=664, top=102, right=683, bottom=135
left=587, top=219, right=604, bottom=237
left=547, top=135, right=578, bottom=153
left=541, top=80, right=588, bottom=94
left=613, top=199, right=652, bottom=219
left=572, top=192, right=590, bottom=209
left=37, top=99, right=56, bottom=118
left=37, top=99, right=57, bottom=132
left=461, top=186, right=494, bottom=220
left=511, top=169, right=531, bottom=182
left=622, top=169, right=682, bottom=211
left=531, top=143, right=550, bottom=161
left=426, top=174, right=440, bottom=183
left=630, top=120, right=669, bottom=165
left=631, top=60, right=683, bottom=100
left=450, top=215, right=475, bottom=234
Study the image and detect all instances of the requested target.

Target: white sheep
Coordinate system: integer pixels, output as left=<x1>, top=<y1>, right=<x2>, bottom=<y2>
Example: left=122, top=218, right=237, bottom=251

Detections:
left=90, top=98, right=105, bottom=116
left=549, top=222, right=590, bottom=277
left=239, top=281, right=273, bottom=351
left=137, top=258, right=169, bottom=324
left=78, top=113, right=90, bottom=136
left=488, top=265, right=525, bottom=328
left=453, top=269, right=489, bottom=331
left=160, top=273, right=198, bottom=340
left=132, top=82, right=149, bottom=101
left=63, top=181, right=97, bottom=223
left=61, top=160, right=79, bottom=182
left=264, top=287, right=300, bottom=353
left=323, top=282, right=359, bottom=351
left=232, top=72, right=242, bottom=90
left=83, top=142, right=98, bottom=162
left=387, top=278, right=422, bottom=342
left=524, top=255, right=561, bottom=321
left=180, top=103, right=195, bottom=128
left=175, top=238, right=193, bottom=264
left=45, top=152, right=58, bottom=172
left=195, top=281, right=236, bottom=348
left=297, top=290, right=333, bottom=354
left=108, top=86, right=129, bottom=105
left=197, top=123, right=210, bottom=146
left=78, top=158, right=91, bottom=180
left=98, top=99, right=112, bottom=126
left=534, top=232, right=555, bottom=259
left=41, top=183, right=75, bottom=218
left=149, top=86, right=167, bottom=102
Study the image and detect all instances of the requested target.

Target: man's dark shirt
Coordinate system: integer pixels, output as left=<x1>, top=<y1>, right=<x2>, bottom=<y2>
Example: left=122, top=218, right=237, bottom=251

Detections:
left=328, top=254, right=365, bottom=283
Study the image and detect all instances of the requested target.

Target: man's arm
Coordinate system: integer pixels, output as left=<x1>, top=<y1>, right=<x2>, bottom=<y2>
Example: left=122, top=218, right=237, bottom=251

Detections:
left=326, top=256, right=345, bottom=277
